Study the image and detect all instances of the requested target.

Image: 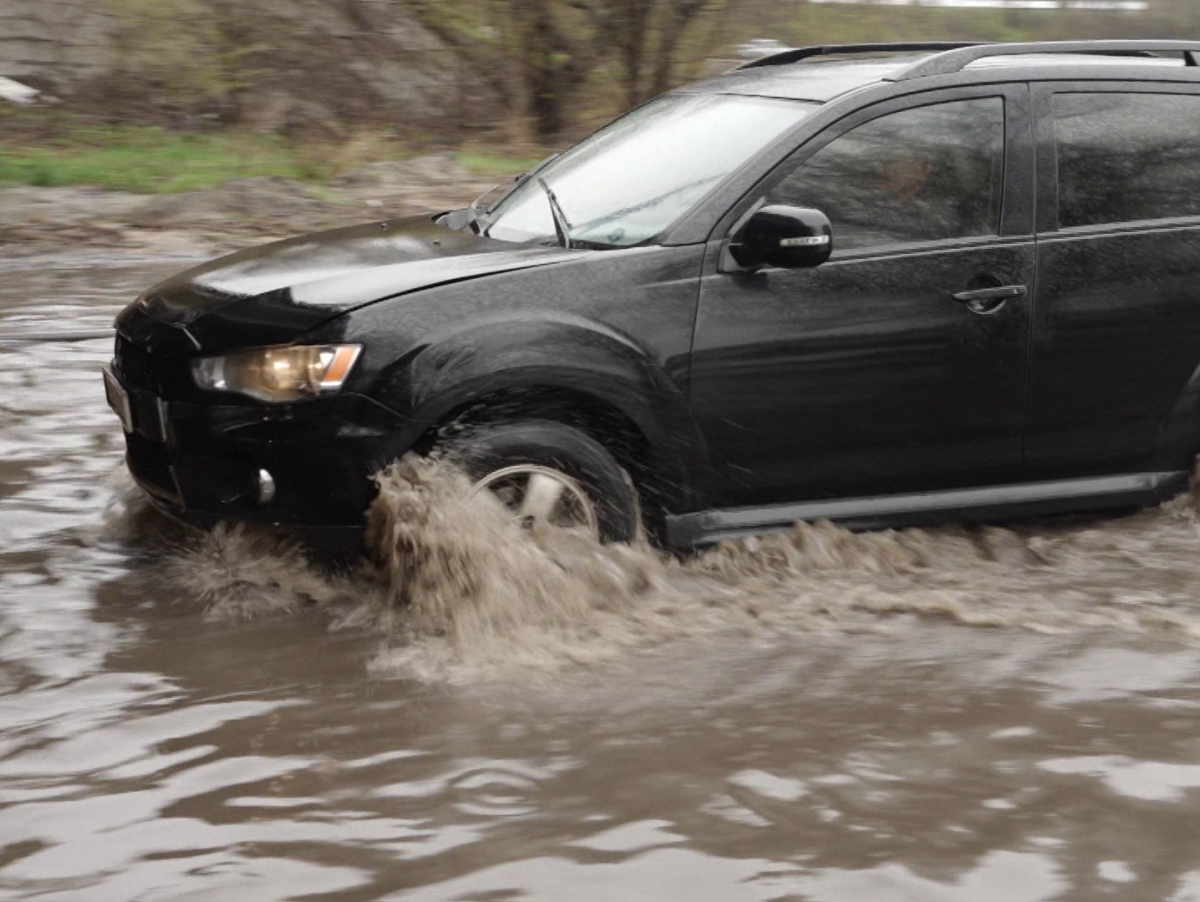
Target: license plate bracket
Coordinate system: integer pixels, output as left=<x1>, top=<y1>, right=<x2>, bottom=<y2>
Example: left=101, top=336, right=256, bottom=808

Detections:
left=103, top=366, right=134, bottom=434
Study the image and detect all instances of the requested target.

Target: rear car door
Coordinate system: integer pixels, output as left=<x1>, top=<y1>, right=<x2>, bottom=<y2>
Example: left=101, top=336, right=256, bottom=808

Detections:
left=1027, top=83, right=1200, bottom=481
left=689, top=84, right=1036, bottom=513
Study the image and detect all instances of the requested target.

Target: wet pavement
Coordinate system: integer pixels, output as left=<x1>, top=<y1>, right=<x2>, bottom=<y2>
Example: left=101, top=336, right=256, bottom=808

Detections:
left=2, top=254, right=1200, bottom=901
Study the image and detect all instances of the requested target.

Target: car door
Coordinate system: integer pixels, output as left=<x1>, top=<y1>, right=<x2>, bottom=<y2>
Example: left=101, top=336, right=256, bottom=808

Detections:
left=1026, top=82, right=1200, bottom=481
left=688, top=84, right=1036, bottom=515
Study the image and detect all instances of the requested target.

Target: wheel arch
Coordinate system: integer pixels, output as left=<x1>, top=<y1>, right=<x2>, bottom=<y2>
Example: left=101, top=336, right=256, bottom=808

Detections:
left=365, top=314, right=701, bottom=522
left=418, top=381, right=691, bottom=533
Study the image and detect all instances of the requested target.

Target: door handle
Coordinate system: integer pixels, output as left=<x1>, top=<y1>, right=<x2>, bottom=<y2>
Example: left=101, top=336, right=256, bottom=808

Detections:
left=951, top=284, right=1027, bottom=315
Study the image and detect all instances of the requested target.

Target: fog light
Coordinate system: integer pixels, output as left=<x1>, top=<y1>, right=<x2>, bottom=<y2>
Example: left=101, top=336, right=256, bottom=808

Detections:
left=256, top=468, right=276, bottom=505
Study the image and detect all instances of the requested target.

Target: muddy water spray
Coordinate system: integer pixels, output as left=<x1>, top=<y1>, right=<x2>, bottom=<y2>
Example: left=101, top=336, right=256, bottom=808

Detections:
left=125, top=454, right=1200, bottom=681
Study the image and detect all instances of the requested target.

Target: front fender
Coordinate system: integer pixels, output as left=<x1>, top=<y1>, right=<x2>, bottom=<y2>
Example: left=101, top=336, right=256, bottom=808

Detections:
left=317, top=241, right=707, bottom=507
left=370, top=313, right=700, bottom=502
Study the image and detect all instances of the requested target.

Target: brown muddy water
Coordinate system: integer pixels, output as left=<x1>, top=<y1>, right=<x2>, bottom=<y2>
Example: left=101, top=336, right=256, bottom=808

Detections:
left=2, top=254, right=1200, bottom=901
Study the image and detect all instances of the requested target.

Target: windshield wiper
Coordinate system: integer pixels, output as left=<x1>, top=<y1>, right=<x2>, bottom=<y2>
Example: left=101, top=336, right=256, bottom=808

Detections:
left=466, top=183, right=503, bottom=234
left=537, top=177, right=573, bottom=249
left=468, top=154, right=563, bottom=237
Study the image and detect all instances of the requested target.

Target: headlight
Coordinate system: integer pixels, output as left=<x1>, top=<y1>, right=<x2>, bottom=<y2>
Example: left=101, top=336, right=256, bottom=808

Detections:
left=191, top=344, right=362, bottom=403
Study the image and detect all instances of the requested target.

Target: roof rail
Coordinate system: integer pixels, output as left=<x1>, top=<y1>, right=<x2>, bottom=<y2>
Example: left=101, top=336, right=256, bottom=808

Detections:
left=892, top=40, right=1200, bottom=80
left=738, top=42, right=980, bottom=70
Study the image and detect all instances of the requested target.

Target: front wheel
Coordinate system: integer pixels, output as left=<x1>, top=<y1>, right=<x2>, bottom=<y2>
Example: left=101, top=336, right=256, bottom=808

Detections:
left=439, top=419, right=640, bottom=543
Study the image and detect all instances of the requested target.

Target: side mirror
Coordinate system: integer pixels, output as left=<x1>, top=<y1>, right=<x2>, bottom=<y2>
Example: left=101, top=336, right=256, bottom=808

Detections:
left=728, top=204, right=833, bottom=270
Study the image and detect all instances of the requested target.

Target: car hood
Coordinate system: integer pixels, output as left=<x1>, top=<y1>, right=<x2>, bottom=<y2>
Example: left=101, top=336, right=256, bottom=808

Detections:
left=122, top=215, right=585, bottom=352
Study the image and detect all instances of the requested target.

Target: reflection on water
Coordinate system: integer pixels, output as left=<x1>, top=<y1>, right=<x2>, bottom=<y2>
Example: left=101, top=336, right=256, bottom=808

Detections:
left=2, top=257, right=1200, bottom=900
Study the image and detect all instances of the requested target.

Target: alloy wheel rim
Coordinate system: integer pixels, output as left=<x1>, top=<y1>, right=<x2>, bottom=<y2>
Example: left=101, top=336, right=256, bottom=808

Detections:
left=470, top=464, right=598, bottom=535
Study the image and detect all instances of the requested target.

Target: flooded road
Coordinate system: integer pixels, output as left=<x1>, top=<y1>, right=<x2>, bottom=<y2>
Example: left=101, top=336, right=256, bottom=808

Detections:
left=2, top=254, right=1200, bottom=901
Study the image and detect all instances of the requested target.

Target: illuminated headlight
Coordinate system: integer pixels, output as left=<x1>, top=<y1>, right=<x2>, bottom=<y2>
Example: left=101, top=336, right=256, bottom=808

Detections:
left=190, top=344, right=362, bottom=403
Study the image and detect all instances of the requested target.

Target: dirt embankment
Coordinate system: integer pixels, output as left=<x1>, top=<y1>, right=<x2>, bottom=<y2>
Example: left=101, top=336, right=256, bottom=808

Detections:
left=0, top=154, right=510, bottom=256
left=0, top=1, right=499, bottom=137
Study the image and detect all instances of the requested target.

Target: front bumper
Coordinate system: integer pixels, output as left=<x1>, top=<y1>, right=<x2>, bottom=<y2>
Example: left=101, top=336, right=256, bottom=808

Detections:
left=104, top=365, right=412, bottom=532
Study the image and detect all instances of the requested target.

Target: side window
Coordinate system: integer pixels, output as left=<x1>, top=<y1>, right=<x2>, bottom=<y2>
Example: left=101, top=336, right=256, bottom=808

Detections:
left=768, top=97, right=1005, bottom=252
left=1054, top=92, right=1200, bottom=229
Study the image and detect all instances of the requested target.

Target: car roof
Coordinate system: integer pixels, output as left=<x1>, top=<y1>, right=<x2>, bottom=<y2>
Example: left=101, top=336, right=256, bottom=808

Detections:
left=686, top=58, right=918, bottom=103
left=683, top=44, right=1198, bottom=104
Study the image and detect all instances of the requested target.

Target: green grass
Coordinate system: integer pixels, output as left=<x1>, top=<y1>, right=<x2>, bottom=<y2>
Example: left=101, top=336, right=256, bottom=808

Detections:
left=0, top=125, right=320, bottom=193
left=455, top=150, right=545, bottom=178
left=0, top=121, right=546, bottom=194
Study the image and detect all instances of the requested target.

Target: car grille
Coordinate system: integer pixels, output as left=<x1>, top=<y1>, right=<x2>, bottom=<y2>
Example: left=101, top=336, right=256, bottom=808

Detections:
left=124, top=431, right=177, bottom=499
left=115, top=336, right=158, bottom=392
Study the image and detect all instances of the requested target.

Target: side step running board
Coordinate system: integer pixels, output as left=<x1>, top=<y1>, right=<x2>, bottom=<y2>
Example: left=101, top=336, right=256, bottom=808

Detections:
left=666, top=471, right=1190, bottom=548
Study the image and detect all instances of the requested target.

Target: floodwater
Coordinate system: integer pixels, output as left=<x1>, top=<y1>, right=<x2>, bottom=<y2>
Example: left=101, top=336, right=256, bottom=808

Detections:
left=2, top=254, right=1200, bottom=901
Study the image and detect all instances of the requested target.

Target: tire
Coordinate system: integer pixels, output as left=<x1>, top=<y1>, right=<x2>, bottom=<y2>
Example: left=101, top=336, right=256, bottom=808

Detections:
left=439, top=419, right=640, bottom=543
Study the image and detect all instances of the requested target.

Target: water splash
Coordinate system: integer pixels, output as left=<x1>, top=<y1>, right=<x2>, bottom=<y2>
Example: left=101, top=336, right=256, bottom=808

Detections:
left=158, top=524, right=374, bottom=621
left=102, top=471, right=376, bottom=621
left=107, top=456, right=1200, bottom=680
left=366, top=456, right=670, bottom=679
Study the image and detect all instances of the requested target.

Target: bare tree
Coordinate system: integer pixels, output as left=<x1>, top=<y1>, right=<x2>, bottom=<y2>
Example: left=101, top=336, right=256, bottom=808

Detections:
left=404, top=0, right=726, bottom=141
left=646, top=0, right=723, bottom=99
left=568, top=0, right=730, bottom=106
left=404, top=0, right=603, bottom=141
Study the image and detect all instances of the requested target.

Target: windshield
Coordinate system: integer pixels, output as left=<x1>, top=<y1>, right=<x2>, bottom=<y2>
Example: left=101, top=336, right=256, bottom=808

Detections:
left=482, top=93, right=815, bottom=248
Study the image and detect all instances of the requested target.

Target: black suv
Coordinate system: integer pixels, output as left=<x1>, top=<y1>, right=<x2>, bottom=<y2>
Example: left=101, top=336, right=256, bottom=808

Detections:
left=105, top=40, right=1200, bottom=551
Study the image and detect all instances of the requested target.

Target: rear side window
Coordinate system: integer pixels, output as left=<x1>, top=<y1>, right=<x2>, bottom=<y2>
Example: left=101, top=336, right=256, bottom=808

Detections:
left=1054, top=92, right=1200, bottom=228
left=768, top=97, right=1005, bottom=252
